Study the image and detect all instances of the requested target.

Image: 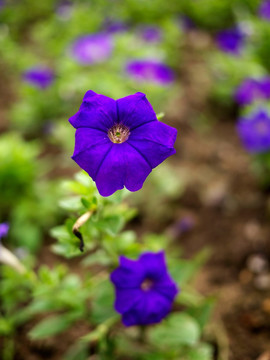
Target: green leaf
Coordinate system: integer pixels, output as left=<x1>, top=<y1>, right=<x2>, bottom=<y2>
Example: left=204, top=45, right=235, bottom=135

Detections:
left=50, top=225, right=70, bottom=241
left=148, top=313, right=200, bottom=349
left=75, top=171, right=93, bottom=187
left=0, top=317, right=13, bottom=336
left=29, top=315, right=72, bottom=340
left=169, top=249, right=211, bottom=286
left=91, top=281, right=115, bottom=325
left=156, top=112, right=165, bottom=120
left=97, top=215, right=124, bottom=236
left=64, top=341, right=89, bottom=360
left=81, top=197, right=91, bottom=209
left=186, top=343, right=213, bottom=360
left=187, top=297, right=215, bottom=331
left=15, top=299, right=58, bottom=324
left=81, top=250, right=111, bottom=267
left=58, top=196, right=82, bottom=211
left=176, top=287, right=204, bottom=307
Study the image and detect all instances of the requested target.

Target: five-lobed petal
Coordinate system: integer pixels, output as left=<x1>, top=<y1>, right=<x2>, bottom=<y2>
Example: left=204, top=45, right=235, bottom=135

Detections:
left=69, top=91, right=177, bottom=196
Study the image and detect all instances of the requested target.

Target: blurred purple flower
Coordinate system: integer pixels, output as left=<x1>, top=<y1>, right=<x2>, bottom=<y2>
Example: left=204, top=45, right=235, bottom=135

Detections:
left=259, top=0, right=270, bottom=20
left=167, top=216, right=195, bottom=239
left=110, top=251, right=178, bottom=326
left=178, top=216, right=195, bottom=233
left=69, top=91, right=177, bottom=197
left=0, top=223, right=9, bottom=240
left=260, top=77, right=270, bottom=98
left=237, top=109, right=270, bottom=153
left=216, top=27, right=246, bottom=55
left=42, top=121, right=55, bottom=135
left=179, top=15, right=196, bottom=31
left=126, top=60, right=175, bottom=86
left=70, top=34, right=113, bottom=65
left=23, top=67, right=55, bottom=89
left=235, top=77, right=270, bottom=105
left=56, top=0, right=73, bottom=19
left=103, top=19, right=128, bottom=34
left=139, top=26, right=162, bottom=42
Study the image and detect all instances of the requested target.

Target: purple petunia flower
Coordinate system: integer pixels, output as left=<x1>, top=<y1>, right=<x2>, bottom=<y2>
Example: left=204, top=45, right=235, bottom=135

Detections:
left=139, top=26, right=162, bottom=43
left=110, top=251, right=178, bottom=326
left=216, top=27, right=246, bottom=55
left=235, top=77, right=270, bottom=105
left=259, top=0, right=270, bottom=20
left=69, top=91, right=177, bottom=197
left=0, top=223, right=9, bottom=240
left=126, top=60, right=175, bottom=86
left=237, top=109, right=270, bottom=153
left=23, top=67, right=55, bottom=89
left=70, top=34, right=113, bottom=65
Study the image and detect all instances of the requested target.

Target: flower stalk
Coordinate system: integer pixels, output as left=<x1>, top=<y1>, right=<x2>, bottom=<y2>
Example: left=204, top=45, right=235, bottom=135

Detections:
left=72, top=210, right=95, bottom=252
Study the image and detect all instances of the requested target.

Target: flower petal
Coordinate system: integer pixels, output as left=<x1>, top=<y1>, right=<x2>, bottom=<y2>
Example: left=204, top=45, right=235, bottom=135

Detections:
left=72, top=141, right=113, bottom=181
left=123, top=143, right=152, bottom=192
left=95, top=142, right=152, bottom=196
left=130, top=121, right=177, bottom=147
left=69, top=90, right=117, bottom=131
left=72, top=128, right=110, bottom=158
left=128, top=142, right=175, bottom=169
left=139, top=252, right=167, bottom=280
left=95, top=145, right=126, bottom=196
left=114, top=289, right=143, bottom=313
left=117, top=92, right=157, bottom=130
left=139, top=252, right=179, bottom=300
left=110, top=256, right=145, bottom=289
left=154, top=279, right=179, bottom=301
left=122, top=291, right=172, bottom=326
left=128, top=121, right=177, bottom=168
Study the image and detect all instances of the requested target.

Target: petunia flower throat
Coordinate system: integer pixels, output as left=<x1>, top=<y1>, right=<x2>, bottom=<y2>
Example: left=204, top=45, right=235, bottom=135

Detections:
left=108, top=123, right=130, bottom=144
left=69, top=91, right=177, bottom=197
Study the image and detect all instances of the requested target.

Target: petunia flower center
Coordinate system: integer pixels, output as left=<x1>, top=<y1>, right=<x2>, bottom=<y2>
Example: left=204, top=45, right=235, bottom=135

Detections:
left=141, top=278, right=154, bottom=291
left=108, top=124, right=130, bottom=144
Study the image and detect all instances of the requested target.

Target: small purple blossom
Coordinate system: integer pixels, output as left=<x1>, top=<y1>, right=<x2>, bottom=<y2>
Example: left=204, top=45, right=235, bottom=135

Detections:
left=23, top=67, right=55, bottom=89
left=237, top=109, right=270, bottom=153
left=103, top=19, right=128, bottom=34
left=0, top=223, right=9, bottom=240
left=259, top=0, right=270, bottom=20
left=56, top=0, right=73, bottom=20
left=70, top=34, right=113, bottom=65
left=110, top=251, right=178, bottom=326
left=178, top=216, right=195, bottom=234
left=179, top=15, right=196, bottom=31
left=69, top=91, right=177, bottom=197
left=126, top=60, right=175, bottom=86
left=139, top=26, right=162, bottom=43
left=235, top=77, right=270, bottom=105
left=216, top=27, right=246, bottom=55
